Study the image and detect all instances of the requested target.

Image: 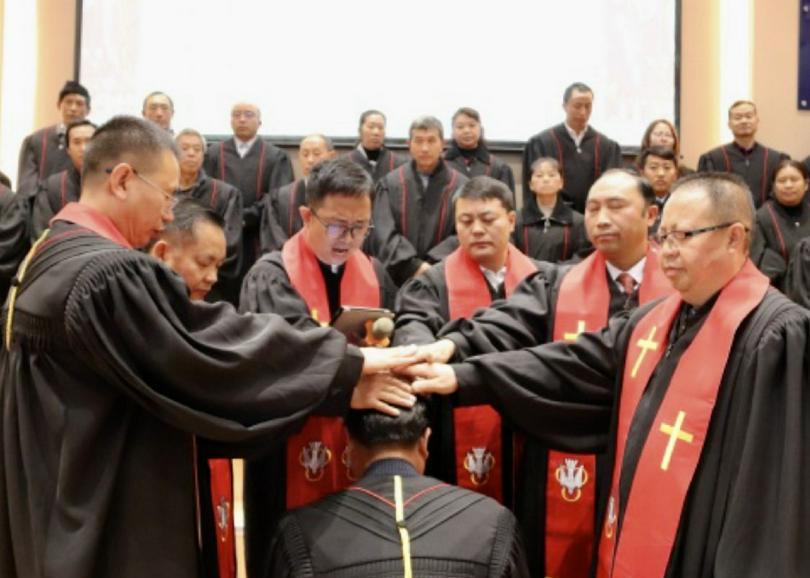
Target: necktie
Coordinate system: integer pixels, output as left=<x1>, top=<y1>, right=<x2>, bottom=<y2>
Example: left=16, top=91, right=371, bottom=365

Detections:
left=617, top=272, right=636, bottom=295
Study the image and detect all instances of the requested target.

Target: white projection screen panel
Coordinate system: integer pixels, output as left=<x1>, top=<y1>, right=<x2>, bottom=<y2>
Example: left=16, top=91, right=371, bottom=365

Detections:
left=79, top=0, right=678, bottom=145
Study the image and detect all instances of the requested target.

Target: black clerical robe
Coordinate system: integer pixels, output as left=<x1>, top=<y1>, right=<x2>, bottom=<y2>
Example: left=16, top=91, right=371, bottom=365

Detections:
left=267, top=458, right=529, bottom=578
left=785, top=236, right=810, bottom=309
left=754, top=197, right=810, bottom=265
left=16, top=124, right=72, bottom=197
left=444, top=141, right=516, bottom=193
left=449, top=270, right=810, bottom=578
left=203, top=137, right=294, bottom=271
left=372, top=161, right=467, bottom=285
left=514, top=195, right=590, bottom=262
left=31, top=166, right=81, bottom=240
left=177, top=170, right=244, bottom=303
left=522, top=124, right=623, bottom=212
left=345, top=146, right=408, bottom=183
left=0, top=204, right=364, bottom=578
left=259, top=178, right=306, bottom=253
left=0, top=185, right=13, bottom=213
left=697, top=142, right=789, bottom=207
left=393, top=250, right=543, bottom=507
left=0, top=192, right=31, bottom=305
left=238, top=247, right=396, bottom=578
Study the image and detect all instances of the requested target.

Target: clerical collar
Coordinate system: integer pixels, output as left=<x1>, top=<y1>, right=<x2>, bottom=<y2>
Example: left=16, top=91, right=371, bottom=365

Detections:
left=51, top=202, right=133, bottom=249
left=480, top=264, right=507, bottom=292
left=234, top=135, right=258, bottom=158
left=671, top=292, right=719, bottom=343
left=732, top=140, right=758, bottom=156
left=564, top=122, right=589, bottom=148
left=605, top=256, right=646, bottom=289
left=317, top=259, right=344, bottom=276
left=363, top=458, right=419, bottom=479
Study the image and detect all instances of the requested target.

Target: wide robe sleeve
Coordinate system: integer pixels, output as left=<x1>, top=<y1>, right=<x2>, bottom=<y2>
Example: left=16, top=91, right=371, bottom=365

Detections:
left=238, top=255, right=316, bottom=330
left=393, top=266, right=448, bottom=346
left=64, top=251, right=361, bottom=443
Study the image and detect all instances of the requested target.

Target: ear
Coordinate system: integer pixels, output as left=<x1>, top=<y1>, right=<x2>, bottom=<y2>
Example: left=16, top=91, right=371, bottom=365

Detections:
left=149, top=239, right=170, bottom=262
left=418, top=427, right=431, bottom=460
left=728, top=222, right=748, bottom=252
left=507, top=210, right=517, bottom=234
left=645, top=203, right=659, bottom=228
left=107, top=163, right=134, bottom=201
left=299, top=205, right=312, bottom=226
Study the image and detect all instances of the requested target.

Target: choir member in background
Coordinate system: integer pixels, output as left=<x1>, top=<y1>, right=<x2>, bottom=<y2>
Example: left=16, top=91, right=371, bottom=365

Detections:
left=175, top=128, right=244, bottom=303
left=639, top=118, right=693, bottom=175
left=260, top=134, right=337, bottom=252
left=372, top=115, right=468, bottom=286
left=17, top=80, right=91, bottom=197
left=142, top=91, right=175, bottom=132
left=239, top=157, right=398, bottom=578
left=513, top=157, right=590, bottom=262
left=345, top=109, right=408, bottom=182
left=638, top=146, right=679, bottom=235
left=31, top=120, right=97, bottom=239
left=445, top=107, right=515, bottom=193
left=698, top=100, right=789, bottom=207
left=522, top=82, right=622, bottom=212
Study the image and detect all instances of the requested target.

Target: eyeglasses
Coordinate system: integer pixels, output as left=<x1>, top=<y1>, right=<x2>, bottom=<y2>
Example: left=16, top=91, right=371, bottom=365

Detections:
left=105, top=166, right=179, bottom=208
left=311, top=210, right=373, bottom=240
left=654, top=222, right=741, bottom=247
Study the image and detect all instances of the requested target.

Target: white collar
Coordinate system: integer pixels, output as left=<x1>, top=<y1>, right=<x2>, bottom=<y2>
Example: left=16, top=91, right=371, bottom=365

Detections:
left=564, top=122, right=588, bottom=146
left=605, top=255, right=646, bottom=287
left=479, top=265, right=507, bottom=292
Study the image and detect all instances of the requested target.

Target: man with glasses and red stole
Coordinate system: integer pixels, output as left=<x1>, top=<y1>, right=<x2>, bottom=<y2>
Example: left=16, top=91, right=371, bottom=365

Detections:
left=417, top=169, right=673, bottom=578
left=239, top=157, right=398, bottom=578
left=406, top=172, right=810, bottom=578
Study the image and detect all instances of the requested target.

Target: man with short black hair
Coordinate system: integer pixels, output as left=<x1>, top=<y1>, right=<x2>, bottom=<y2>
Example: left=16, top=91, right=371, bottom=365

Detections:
left=260, top=134, right=337, bottom=252
left=372, top=115, right=468, bottom=285
left=267, top=398, right=530, bottom=578
left=30, top=120, right=97, bottom=239
left=17, top=80, right=91, bottom=197
left=407, top=172, right=810, bottom=578
left=522, top=82, right=622, bottom=213
left=697, top=100, right=789, bottom=207
left=142, top=91, right=175, bottom=132
left=639, top=146, right=679, bottom=235
left=241, top=156, right=399, bottom=578
left=394, top=175, right=542, bottom=507
left=0, top=115, right=420, bottom=578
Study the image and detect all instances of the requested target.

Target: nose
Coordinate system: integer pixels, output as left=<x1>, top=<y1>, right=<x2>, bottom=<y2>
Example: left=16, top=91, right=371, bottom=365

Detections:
left=204, top=268, right=218, bottom=285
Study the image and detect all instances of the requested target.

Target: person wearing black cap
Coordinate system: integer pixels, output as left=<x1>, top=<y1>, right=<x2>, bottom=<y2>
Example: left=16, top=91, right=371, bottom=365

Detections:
left=16, top=80, right=91, bottom=197
left=267, top=398, right=529, bottom=578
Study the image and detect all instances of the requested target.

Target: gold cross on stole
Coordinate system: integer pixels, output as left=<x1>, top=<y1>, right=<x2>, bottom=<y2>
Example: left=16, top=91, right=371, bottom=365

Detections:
left=563, top=320, right=586, bottom=341
left=658, top=411, right=694, bottom=471
left=630, top=326, right=659, bottom=378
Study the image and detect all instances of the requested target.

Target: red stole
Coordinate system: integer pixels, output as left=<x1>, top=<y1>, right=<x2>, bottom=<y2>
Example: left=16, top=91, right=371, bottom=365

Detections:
left=52, top=202, right=133, bottom=248
left=597, top=261, right=768, bottom=578
left=208, top=459, right=235, bottom=578
left=445, top=245, right=537, bottom=503
left=547, top=245, right=673, bottom=578
left=282, top=231, right=380, bottom=508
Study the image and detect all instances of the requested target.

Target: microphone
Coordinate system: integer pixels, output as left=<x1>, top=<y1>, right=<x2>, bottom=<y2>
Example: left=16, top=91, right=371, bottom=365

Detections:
left=370, top=316, right=395, bottom=343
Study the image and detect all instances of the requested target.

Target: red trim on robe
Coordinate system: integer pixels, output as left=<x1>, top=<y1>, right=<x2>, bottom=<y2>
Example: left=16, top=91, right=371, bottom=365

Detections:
left=445, top=245, right=537, bottom=503
left=282, top=231, right=380, bottom=508
left=51, top=202, right=133, bottom=248
left=597, top=261, right=768, bottom=578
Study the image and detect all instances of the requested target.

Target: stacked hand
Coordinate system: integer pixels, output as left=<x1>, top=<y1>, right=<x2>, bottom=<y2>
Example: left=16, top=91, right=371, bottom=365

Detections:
left=352, top=342, right=460, bottom=416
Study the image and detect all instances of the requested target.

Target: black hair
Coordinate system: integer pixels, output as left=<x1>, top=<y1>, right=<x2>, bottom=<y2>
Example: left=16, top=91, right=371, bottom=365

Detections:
left=305, top=157, right=374, bottom=207
left=637, top=146, right=678, bottom=169
left=0, top=170, right=11, bottom=189
left=345, top=397, right=429, bottom=447
left=65, top=120, right=98, bottom=146
left=598, top=168, right=656, bottom=206
left=147, top=197, right=224, bottom=251
left=563, top=82, right=593, bottom=104
left=58, top=80, right=90, bottom=107
left=455, top=175, right=514, bottom=212
left=83, top=115, right=179, bottom=181
left=358, top=110, right=386, bottom=132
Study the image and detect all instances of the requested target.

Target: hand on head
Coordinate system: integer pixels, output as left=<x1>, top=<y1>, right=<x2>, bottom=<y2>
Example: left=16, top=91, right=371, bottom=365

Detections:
left=396, top=362, right=459, bottom=396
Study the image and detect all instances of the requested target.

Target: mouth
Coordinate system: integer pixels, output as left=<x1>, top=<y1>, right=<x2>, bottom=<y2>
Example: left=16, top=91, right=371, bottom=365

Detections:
left=593, top=233, right=619, bottom=243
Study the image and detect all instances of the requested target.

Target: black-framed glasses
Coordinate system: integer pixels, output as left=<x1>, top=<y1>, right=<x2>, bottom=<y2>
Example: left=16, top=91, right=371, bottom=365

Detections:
left=105, top=165, right=179, bottom=209
left=311, top=210, right=373, bottom=240
left=654, top=222, right=740, bottom=246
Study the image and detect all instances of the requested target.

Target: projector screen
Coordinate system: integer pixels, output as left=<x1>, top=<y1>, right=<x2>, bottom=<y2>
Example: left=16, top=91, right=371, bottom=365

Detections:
left=79, top=0, right=678, bottom=146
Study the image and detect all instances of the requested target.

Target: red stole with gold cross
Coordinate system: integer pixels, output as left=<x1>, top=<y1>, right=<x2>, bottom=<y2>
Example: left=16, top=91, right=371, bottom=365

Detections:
left=282, top=231, right=380, bottom=508
left=596, top=260, right=769, bottom=578
left=444, top=244, right=537, bottom=503
left=548, top=245, right=672, bottom=578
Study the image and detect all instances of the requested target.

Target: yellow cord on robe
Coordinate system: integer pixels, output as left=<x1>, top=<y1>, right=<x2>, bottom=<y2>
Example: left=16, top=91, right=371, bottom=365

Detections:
left=393, top=475, right=413, bottom=578
left=5, top=230, right=49, bottom=351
